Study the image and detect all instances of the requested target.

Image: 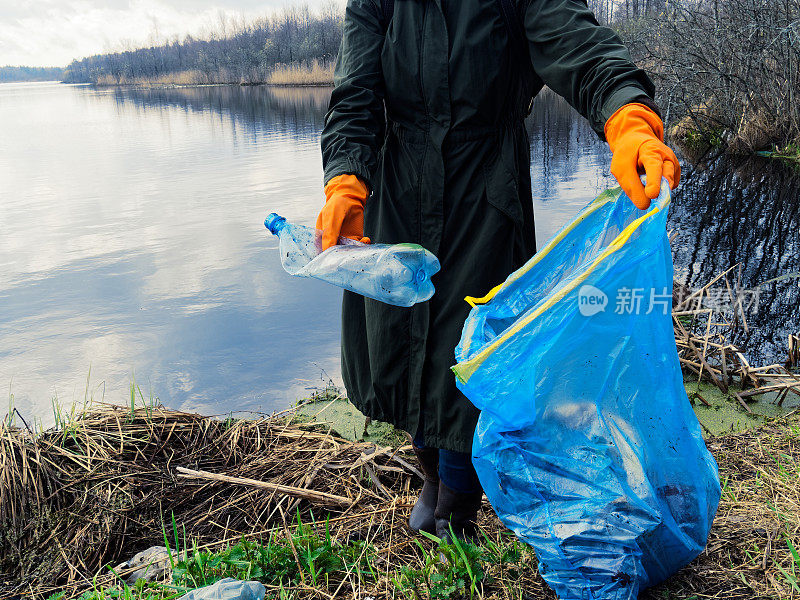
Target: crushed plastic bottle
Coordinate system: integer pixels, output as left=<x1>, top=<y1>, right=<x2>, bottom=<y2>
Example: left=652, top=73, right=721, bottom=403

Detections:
left=264, top=213, right=440, bottom=307
left=178, top=578, right=265, bottom=600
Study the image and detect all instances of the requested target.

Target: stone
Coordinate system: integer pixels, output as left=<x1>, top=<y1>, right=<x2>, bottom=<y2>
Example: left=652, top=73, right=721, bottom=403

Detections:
left=114, top=545, right=174, bottom=584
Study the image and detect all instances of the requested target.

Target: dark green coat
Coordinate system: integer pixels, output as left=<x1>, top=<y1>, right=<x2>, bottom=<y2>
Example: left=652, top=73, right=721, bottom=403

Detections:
left=321, top=0, right=655, bottom=453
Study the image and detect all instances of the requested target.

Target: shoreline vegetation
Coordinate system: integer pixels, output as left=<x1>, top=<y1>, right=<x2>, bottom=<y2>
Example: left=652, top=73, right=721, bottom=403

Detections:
left=2, top=269, right=799, bottom=599
left=60, top=7, right=342, bottom=89
left=2, top=399, right=800, bottom=599
left=622, top=0, right=800, bottom=166
left=92, top=61, right=336, bottom=88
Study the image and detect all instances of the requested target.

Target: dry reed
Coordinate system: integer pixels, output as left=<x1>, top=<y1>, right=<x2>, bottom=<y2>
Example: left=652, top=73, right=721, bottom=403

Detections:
left=673, top=265, right=800, bottom=408
left=0, top=404, right=421, bottom=595
left=95, top=70, right=216, bottom=87
left=2, top=404, right=798, bottom=600
left=267, top=61, right=334, bottom=86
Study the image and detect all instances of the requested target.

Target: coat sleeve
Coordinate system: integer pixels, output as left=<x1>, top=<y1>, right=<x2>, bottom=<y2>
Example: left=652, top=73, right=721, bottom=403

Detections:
left=523, top=0, right=656, bottom=137
left=321, top=0, right=386, bottom=188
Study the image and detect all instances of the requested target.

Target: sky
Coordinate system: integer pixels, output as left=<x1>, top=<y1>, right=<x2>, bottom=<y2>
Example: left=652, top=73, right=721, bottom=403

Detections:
left=0, top=0, right=330, bottom=68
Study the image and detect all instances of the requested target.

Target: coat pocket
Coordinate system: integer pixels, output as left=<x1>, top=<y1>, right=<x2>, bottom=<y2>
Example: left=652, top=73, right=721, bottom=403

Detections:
left=482, top=134, right=523, bottom=228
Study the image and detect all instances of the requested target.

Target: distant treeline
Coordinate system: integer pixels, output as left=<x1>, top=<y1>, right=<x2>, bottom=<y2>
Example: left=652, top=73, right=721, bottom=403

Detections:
left=61, top=0, right=662, bottom=86
left=0, top=66, right=64, bottom=82
left=63, top=6, right=343, bottom=86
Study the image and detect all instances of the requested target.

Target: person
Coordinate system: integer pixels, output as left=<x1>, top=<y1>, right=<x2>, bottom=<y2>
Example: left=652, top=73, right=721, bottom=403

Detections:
left=317, top=0, right=680, bottom=541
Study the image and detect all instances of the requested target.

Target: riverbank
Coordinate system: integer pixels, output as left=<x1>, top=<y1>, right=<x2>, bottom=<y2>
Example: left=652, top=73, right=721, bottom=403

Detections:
left=669, top=115, right=800, bottom=170
left=92, top=61, right=335, bottom=88
left=2, top=397, right=799, bottom=600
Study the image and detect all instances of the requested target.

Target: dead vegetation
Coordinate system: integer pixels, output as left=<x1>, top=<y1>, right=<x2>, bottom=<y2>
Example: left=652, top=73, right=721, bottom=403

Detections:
left=95, top=70, right=215, bottom=87
left=92, top=61, right=335, bottom=88
left=1, top=402, right=799, bottom=599
left=0, top=403, right=418, bottom=592
left=645, top=417, right=800, bottom=600
left=0, top=403, right=546, bottom=599
left=673, top=264, right=800, bottom=409
left=267, top=61, right=334, bottom=86
left=622, top=0, right=800, bottom=161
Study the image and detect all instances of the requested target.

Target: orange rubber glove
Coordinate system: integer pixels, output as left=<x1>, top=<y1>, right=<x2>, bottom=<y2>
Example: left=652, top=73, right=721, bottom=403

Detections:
left=316, top=174, right=370, bottom=250
left=605, top=103, right=681, bottom=210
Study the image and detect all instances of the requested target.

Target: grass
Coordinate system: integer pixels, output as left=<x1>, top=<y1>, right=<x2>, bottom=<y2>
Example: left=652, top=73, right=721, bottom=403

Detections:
left=777, top=536, right=800, bottom=593
left=95, top=71, right=215, bottom=87
left=667, top=107, right=800, bottom=169
left=0, top=397, right=546, bottom=600
left=3, top=389, right=800, bottom=599
left=92, top=61, right=334, bottom=87
left=267, top=61, right=334, bottom=86
left=392, top=528, right=531, bottom=600
left=668, top=116, right=727, bottom=163
left=756, top=143, right=800, bottom=169
left=39, top=513, right=532, bottom=600
left=170, top=511, right=375, bottom=590
left=668, top=417, right=800, bottom=599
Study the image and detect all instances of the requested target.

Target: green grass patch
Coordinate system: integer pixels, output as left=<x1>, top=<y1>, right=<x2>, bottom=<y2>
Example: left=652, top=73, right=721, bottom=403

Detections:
left=171, top=512, right=375, bottom=590
left=44, top=513, right=534, bottom=600
left=756, top=142, right=800, bottom=168
left=392, top=528, right=531, bottom=600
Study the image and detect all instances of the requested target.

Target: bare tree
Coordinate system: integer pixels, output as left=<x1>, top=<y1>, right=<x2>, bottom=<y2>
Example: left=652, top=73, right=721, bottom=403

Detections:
left=622, top=0, right=800, bottom=154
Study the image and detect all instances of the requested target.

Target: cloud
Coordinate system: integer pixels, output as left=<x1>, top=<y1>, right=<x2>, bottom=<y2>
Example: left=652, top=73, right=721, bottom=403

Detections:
left=0, top=0, right=325, bottom=67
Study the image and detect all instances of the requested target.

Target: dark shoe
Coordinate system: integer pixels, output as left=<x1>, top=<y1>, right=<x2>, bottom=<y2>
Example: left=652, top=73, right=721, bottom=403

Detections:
left=434, top=480, right=483, bottom=543
left=408, top=445, right=439, bottom=534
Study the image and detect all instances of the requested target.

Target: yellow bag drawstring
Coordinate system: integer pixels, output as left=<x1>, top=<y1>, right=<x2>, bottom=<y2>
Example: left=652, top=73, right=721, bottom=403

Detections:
left=464, top=282, right=505, bottom=308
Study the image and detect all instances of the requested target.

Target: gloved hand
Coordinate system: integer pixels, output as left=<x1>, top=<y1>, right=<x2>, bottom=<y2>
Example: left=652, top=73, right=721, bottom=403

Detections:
left=316, top=174, right=370, bottom=250
left=605, top=103, right=681, bottom=210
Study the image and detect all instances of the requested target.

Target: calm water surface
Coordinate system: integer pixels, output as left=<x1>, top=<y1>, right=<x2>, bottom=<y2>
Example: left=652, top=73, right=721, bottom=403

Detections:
left=1, top=82, right=796, bottom=423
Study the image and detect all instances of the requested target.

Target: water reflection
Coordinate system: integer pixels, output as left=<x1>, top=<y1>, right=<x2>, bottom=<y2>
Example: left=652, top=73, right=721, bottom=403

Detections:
left=1, top=82, right=795, bottom=423
left=0, top=82, right=341, bottom=423
left=111, top=85, right=331, bottom=142
left=527, top=90, right=617, bottom=241
left=671, top=157, right=800, bottom=363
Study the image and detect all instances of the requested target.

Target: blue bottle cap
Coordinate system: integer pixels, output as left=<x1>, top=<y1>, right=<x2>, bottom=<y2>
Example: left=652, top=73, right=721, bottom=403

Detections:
left=264, top=213, right=286, bottom=235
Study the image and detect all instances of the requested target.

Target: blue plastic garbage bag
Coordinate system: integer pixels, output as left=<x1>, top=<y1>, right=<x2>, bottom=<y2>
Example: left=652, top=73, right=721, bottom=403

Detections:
left=453, top=181, right=720, bottom=600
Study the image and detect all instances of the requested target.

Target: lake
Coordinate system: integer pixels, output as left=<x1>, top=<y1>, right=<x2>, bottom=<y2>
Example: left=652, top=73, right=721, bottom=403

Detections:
left=1, top=81, right=797, bottom=424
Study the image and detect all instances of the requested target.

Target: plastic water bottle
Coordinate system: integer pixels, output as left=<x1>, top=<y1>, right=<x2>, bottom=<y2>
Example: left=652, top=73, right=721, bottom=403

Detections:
left=264, top=213, right=441, bottom=307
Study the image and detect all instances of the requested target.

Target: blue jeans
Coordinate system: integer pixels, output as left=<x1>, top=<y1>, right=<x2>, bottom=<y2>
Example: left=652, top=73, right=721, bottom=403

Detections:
left=413, top=429, right=481, bottom=494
